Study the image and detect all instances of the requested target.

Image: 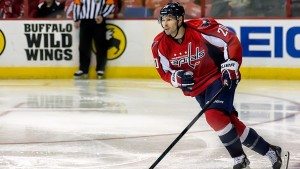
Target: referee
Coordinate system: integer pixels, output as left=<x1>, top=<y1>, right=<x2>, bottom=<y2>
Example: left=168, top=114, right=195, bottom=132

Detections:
left=73, top=0, right=115, bottom=79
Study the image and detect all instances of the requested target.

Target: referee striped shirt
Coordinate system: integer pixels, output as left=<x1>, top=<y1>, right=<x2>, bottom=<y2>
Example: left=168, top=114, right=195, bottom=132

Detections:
left=73, top=0, right=115, bottom=21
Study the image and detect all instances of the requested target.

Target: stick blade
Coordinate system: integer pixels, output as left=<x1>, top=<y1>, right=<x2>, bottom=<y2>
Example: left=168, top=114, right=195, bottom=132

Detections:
left=281, top=151, right=290, bottom=169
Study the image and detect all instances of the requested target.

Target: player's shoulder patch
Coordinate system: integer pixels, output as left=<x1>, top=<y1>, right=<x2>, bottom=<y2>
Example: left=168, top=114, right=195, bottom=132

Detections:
left=187, top=18, right=218, bottom=32
left=186, top=19, right=211, bottom=30
left=201, top=18, right=211, bottom=27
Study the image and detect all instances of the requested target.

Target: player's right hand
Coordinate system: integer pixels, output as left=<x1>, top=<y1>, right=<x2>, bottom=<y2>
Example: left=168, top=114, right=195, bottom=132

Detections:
left=171, top=70, right=194, bottom=89
left=221, top=59, right=240, bottom=89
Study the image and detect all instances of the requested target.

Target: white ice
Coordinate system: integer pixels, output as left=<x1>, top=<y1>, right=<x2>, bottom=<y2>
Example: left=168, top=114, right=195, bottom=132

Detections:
left=0, top=79, right=299, bottom=169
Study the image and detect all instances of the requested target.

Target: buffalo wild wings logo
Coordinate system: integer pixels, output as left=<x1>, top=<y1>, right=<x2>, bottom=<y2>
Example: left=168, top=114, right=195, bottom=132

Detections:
left=170, top=42, right=205, bottom=69
left=0, top=29, right=6, bottom=56
left=92, top=23, right=126, bottom=60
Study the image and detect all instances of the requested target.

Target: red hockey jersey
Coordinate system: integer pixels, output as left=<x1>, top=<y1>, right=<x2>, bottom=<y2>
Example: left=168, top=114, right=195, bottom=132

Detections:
left=151, top=18, right=242, bottom=97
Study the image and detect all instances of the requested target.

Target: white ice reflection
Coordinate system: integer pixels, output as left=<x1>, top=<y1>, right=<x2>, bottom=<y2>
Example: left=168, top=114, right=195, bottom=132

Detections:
left=0, top=79, right=299, bottom=169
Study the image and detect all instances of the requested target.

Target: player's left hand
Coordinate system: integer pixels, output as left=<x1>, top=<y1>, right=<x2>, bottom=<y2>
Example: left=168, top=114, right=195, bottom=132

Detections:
left=221, top=59, right=240, bottom=89
left=171, top=70, right=194, bottom=89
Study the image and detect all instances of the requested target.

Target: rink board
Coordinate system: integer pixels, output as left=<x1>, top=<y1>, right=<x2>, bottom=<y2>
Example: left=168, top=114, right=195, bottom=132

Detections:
left=0, top=67, right=299, bottom=80
left=0, top=19, right=299, bottom=79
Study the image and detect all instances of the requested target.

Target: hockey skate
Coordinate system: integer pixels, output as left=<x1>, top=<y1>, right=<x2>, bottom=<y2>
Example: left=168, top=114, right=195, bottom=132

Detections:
left=267, top=145, right=290, bottom=169
left=96, top=70, right=105, bottom=79
left=233, top=154, right=250, bottom=169
left=74, top=70, right=88, bottom=79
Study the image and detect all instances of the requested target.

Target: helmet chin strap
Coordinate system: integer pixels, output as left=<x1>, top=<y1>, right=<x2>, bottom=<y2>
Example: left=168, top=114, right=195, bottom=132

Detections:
left=170, top=17, right=182, bottom=39
left=171, top=25, right=179, bottom=38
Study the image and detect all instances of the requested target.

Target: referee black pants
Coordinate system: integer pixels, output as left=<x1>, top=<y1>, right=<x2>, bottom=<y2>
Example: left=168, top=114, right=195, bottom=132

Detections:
left=79, top=19, right=108, bottom=73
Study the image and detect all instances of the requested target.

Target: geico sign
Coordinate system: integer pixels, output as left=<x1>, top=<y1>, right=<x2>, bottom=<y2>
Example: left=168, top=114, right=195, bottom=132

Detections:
left=230, top=26, right=300, bottom=58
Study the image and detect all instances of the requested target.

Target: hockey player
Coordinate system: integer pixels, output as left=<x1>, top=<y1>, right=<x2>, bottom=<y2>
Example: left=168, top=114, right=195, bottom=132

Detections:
left=151, top=2, right=289, bottom=169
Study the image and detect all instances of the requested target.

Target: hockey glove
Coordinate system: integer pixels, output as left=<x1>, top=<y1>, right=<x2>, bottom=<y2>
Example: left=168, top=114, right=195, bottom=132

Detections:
left=171, top=70, right=194, bottom=90
left=221, top=59, right=240, bottom=89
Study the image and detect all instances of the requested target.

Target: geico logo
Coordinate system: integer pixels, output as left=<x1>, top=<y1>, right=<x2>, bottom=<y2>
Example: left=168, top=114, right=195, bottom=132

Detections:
left=0, top=30, right=6, bottom=56
left=228, top=26, right=300, bottom=58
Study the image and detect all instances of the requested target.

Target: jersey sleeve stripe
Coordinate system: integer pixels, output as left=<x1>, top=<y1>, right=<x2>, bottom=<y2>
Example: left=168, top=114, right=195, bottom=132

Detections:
left=202, top=34, right=229, bottom=60
left=158, top=49, right=173, bottom=73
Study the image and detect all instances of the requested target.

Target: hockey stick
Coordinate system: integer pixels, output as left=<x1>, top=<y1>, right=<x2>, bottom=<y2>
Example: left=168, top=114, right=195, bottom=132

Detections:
left=149, top=84, right=228, bottom=169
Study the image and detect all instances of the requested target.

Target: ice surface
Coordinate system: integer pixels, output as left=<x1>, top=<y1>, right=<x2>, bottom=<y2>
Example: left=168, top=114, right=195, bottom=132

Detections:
left=0, top=79, right=299, bottom=169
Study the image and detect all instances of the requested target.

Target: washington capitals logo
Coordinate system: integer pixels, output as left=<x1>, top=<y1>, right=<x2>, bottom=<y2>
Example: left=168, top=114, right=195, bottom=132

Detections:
left=170, top=42, right=205, bottom=69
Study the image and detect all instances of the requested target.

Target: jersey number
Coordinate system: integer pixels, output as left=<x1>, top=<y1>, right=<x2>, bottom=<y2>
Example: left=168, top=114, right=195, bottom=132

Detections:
left=217, top=25, right=228, bottom=37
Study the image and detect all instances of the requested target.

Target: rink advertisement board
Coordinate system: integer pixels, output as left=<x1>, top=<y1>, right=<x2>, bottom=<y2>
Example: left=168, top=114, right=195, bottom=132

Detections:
left=0, top=21, right=77, bottom=66
left=220, top=20, right=300, bottom=68
left=0, top=19, right=299, bottom=79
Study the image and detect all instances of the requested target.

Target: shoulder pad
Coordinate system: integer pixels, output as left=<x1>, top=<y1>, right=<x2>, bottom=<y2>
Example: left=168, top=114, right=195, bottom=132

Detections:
left=152, top=32, right=164, bottom=48
left=186, top=18, right=218, bottom=30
